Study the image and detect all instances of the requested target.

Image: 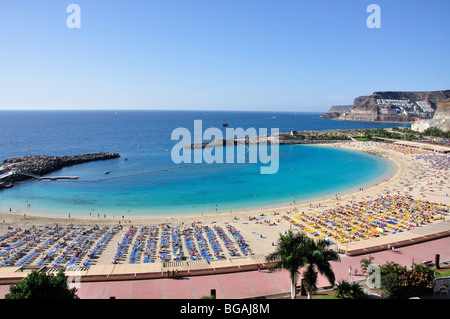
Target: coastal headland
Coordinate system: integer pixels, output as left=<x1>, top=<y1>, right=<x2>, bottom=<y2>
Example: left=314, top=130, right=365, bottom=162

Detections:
left=320, top=89, right=450, bottom=123
left=0, top=152, right=120, bottom=190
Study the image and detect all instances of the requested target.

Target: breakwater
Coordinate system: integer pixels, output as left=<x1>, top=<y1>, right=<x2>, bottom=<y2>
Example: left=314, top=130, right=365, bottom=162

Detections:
left=185, top=136, right=348, bottom=149
left=0, top=152, right=120, bottom=189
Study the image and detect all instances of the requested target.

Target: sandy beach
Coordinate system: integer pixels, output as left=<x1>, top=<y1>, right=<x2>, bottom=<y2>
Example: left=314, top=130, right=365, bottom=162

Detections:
left=0, top=141, right=449, bottom=270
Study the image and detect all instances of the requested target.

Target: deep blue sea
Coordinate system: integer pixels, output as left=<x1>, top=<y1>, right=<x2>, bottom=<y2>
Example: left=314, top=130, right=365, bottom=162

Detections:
left=0, top=111, right=406, bottom=217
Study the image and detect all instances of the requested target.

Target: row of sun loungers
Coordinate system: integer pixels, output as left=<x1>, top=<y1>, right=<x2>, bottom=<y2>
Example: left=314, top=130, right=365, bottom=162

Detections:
left=285, top=195, right=448, bottom=244
left=183, top=227, right=200, bottom=260
left=226, top=225, right=249, bottom=255
left=159, top=226, right=171, bottom=262
left=0, top=224, right=113, bottom=268
left=0, top=222, right=252, bottom=268
left=129, top=226, right=148, bottom=264
left=214, top=225, right=239, bottom=256
left=171, top=226, right=182, bottom=262
left=1, top=227, right=47, bottom=267
left=84, top=226, right=119, bottom=266
left=112, top=226, right=136, bottom=264
left=194, top=228, right=213, bottom=261
left=50, top=226, right=106, bottom=267
left=143, top=226, right=158, bottom=263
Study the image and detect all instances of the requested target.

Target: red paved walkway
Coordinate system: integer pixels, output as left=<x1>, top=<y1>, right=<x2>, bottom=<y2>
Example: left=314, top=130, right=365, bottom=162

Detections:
left=1, top=237, right=449, bottom=299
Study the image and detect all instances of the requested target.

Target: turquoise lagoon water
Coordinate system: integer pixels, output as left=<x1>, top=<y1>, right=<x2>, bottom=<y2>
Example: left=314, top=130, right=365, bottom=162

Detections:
left=0, top=111, right=401, bottom=217
left=0, top=144, right=394, bottom=218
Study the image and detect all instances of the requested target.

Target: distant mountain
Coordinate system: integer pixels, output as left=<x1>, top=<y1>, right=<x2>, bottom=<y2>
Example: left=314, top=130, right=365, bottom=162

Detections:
left=320, top=90, right=450, bottom=123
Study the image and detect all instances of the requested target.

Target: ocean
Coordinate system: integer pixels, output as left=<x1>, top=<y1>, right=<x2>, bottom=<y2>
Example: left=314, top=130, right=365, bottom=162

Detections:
left=0, top=110, right=406, bottom=217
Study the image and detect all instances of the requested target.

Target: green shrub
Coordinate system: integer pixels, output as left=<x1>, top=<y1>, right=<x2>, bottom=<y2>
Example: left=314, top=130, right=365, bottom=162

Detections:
left=4, top=269, right=79, bottom=299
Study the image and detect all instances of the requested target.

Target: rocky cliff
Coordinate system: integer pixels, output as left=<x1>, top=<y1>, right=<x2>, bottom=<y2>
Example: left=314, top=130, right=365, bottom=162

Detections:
left=411, top=98, right=450, bottom=132
left=319, top=105, right=353, bottom=119
left=329, top=105, right=353, bottom=112
left=337, top=96, right=379, bottom=121
left=320, top=90, right=450, bottom=122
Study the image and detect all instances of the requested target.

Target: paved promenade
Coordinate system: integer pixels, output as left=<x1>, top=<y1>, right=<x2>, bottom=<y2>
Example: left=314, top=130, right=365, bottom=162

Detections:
left=1, top=236, right=448, bottom=299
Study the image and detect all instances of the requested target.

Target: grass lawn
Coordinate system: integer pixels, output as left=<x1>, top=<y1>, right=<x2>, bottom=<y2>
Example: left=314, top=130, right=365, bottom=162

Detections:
left=296, top=289, right=339, bottom=299
left=437, top=268, right=450, bottom=278
left=312, top=293, right=338, bottom=299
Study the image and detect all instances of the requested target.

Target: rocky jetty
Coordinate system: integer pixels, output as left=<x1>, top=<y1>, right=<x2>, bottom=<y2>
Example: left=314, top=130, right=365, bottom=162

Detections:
left=185, top=131, right=350, bottom=149
left=185, top=136, right=278, bottom=149
left=0, top=152, right=120, bottom=189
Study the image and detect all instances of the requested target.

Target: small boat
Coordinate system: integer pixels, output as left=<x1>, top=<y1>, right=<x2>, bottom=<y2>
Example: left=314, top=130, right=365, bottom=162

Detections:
left=222, top=119, right=229, bottom=127
left=104, top=171, right=110, bottom=174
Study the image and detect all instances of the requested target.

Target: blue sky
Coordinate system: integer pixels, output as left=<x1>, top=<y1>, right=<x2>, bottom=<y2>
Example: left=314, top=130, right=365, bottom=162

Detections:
left=0, top=0, right=449, bottom=111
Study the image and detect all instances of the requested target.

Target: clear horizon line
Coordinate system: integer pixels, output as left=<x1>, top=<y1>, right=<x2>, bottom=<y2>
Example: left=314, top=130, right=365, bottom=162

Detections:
left=0, top=108, right=328, bottom=113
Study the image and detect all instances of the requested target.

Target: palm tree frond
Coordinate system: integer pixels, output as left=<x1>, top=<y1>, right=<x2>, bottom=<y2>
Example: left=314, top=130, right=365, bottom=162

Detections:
left=266, top=230, right=341, bottom=299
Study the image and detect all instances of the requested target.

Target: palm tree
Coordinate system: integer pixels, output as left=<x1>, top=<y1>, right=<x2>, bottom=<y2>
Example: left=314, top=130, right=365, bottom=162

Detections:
left=335, top=280, right=352, bottom=299
left=301, top=237, right=340, bottom=299
left=360, top=255, right=374, bottom=276
left=266, top=231, right=340, bottom=299
left=266, top=230, right=309, bottom=299
left=335, top=280, right=365, bottom=299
